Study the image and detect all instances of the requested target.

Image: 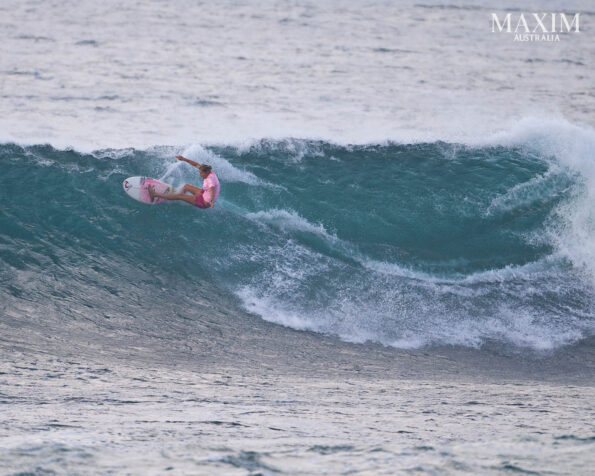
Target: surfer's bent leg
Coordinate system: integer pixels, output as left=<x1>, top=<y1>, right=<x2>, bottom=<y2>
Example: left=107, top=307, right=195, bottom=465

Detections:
left=148, top=185, right=195, bottom=206
left=182, top=184, right=202, bottom=196
left=157, top=192, right=196, bottom=206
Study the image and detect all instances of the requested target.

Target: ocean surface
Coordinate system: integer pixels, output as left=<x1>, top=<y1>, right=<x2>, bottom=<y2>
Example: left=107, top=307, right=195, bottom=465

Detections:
left=1, top=0, right=594, bottom=474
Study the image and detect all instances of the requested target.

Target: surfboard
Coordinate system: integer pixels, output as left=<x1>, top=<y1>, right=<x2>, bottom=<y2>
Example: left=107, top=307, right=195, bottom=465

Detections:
left=122, top=176, right=176, bottom=204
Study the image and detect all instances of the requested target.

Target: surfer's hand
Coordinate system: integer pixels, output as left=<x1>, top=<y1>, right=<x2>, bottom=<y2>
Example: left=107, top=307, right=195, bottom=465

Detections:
left=175, top=155, right=200, bottom=168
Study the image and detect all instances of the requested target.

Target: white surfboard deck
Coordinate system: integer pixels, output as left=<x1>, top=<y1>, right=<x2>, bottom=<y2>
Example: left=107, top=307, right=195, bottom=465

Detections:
left=122, top=176, right=178, bottom=204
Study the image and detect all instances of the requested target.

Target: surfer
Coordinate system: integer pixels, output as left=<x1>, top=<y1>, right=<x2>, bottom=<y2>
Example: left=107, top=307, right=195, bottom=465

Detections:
left=148, top=155, right=220, bottom=208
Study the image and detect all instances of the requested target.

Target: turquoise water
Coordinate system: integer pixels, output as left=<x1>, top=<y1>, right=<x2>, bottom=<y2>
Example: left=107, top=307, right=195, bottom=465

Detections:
left=2, top=137, right=593, bottom=351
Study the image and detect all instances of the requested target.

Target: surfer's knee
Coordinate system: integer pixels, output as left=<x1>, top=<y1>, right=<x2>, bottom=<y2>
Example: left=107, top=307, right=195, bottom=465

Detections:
left=183, top=184, right=197, bottom=194
left=183, top=184, right=200, bottom=195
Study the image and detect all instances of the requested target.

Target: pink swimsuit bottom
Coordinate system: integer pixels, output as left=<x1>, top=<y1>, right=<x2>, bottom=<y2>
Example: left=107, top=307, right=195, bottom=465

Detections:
left=194, top=193, right=208, bottom=209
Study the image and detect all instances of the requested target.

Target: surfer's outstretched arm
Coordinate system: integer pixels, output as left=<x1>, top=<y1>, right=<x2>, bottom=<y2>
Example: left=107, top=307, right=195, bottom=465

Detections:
left=176, top=155, right=201, bottom=168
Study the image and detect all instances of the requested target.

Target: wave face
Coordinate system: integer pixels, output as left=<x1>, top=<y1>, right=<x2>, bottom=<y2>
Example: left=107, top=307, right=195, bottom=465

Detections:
left=1, top=121, right=594, bottom=351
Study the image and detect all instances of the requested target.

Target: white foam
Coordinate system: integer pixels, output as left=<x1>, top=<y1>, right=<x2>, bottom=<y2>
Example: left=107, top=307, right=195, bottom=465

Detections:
left=236, top=287, right=323, bottom=334
left=245, top=209, right=335, bottom=239
left=228, top=212, right=593, bottom=352
left=158, top=160, right=183, bottom=182
left=485, top=167, right=570, bottom=216
left=237, top=272, right=591, bottom=352
left=362, top=254, right=562, bottom=287
left=480, top=118, right=595, bottom=286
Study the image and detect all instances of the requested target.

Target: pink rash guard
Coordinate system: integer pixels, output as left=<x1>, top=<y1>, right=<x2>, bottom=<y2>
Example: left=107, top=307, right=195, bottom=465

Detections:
left=200, top=172, right=220, bottom=207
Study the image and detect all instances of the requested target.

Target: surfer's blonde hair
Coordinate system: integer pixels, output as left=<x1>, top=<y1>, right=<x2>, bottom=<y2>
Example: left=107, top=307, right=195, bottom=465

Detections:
left=199, top=164, right=212, bottom=173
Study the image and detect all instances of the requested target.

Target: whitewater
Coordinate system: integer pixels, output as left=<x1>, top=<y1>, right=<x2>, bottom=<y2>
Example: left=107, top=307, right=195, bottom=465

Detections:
left=1, top=0, right=594, bottom=474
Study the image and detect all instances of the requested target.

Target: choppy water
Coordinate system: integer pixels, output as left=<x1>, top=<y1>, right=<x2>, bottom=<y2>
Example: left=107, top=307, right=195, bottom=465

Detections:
left=2, top=353, right=594, bottom=475
left=1, top=0, right=593, bottom=149
left=1, top=0, right=594, bottom=474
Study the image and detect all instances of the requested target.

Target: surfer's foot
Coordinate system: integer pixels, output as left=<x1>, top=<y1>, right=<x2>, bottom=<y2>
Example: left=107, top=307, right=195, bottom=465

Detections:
left=147, top=185, right=156, bottom=198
